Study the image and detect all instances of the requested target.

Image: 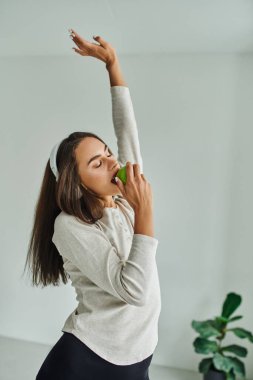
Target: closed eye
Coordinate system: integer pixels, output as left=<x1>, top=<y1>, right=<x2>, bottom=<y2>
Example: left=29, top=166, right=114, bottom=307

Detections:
left=95, top=154, right=112, bottom=168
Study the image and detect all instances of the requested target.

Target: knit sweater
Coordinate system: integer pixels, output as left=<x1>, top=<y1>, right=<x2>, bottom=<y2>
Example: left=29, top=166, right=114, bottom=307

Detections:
left=52, top=86, right=161, bottom=365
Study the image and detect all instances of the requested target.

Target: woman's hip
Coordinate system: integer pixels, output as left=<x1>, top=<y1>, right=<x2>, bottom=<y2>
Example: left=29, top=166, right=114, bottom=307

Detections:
left=36, top=331, right=153, bottom=380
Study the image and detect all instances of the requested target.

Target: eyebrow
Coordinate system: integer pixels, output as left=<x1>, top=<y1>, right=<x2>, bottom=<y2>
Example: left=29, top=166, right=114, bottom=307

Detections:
left=87, top=144, right=108, bottom=166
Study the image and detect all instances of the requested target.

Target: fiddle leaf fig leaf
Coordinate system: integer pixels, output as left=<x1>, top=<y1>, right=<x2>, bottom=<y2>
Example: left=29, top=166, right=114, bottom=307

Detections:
left=216, top=316, right=229, bottom=324
left=221, top=293, right=242, bottom=319
left=226, top=369, right=236, bottom=380
left=225, top=356, right=246, bottom=378
left=193, top=337, right=219, bottom=354
left=228, top=327, right=253, bottom=343
left=221, top=344, right=247, bottom=357
left=213, top=316, right=228, bottom=332
left=198, top=357, right=213, bottom=374
left=191, top=319, right=221, bottom=338
left=227, top=315, right=243, bottom=323
left=213, top=352, right=234, bottom=372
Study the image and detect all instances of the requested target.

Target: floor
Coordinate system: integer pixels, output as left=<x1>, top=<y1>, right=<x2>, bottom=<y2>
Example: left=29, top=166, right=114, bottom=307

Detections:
left=0, top=334, right=223, bottom=380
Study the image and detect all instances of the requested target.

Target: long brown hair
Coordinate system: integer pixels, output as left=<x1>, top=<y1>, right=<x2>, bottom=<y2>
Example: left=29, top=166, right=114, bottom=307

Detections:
left=22, top=132, right=114, bottom=288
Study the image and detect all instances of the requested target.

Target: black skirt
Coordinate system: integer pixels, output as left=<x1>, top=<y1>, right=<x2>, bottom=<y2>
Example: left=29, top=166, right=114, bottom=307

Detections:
left=36, top=332, right=153, bottom=380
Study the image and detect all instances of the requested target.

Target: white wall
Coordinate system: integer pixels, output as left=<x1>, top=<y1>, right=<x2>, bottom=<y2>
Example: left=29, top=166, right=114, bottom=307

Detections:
left=0, top=53, right=252, bottom=375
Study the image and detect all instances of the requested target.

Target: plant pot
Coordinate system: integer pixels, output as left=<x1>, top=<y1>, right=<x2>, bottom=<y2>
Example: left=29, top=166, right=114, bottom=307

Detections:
left=203, top=369, right=226, bottom=380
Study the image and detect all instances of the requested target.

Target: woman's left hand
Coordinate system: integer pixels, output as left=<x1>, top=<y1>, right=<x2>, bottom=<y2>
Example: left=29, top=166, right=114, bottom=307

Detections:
left=69, top=29, right=117, bottom=69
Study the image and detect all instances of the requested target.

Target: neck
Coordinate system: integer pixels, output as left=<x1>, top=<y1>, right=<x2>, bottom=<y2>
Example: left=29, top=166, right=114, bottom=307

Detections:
left=101, top=196, right=117, bottom=208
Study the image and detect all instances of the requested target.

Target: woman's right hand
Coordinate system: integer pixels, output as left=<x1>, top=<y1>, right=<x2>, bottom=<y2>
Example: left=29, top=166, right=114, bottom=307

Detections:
left=115, top=162, right=153, bottom=213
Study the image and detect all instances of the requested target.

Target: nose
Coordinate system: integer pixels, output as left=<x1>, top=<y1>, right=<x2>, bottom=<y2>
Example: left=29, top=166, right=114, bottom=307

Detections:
left=105, top=155, right=119, bottom=172
left=109, top=160, right=119, bottom=173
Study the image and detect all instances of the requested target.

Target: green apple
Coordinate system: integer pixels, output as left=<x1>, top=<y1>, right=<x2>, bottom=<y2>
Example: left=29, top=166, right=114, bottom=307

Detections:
left=116, top=165, right=127, bottom=184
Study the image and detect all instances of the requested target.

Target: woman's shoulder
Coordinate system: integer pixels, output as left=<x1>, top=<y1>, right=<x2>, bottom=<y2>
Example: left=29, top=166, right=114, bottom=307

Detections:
left=54, top=211, right=100, bottom=232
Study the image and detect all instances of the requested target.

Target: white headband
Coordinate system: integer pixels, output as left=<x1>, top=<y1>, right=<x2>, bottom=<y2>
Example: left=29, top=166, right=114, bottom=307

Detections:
left=49, top=141, right=62, bottom=182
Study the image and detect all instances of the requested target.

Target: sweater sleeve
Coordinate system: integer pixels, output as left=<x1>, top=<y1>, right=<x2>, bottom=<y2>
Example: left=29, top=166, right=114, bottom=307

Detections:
left=110, top=86, right=144, bottom=174
left=52, top=215, right=158, bottom=307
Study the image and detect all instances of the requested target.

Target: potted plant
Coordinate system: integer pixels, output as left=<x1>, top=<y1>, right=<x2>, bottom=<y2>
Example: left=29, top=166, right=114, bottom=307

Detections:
left=191, top=292, right=253, bottom=380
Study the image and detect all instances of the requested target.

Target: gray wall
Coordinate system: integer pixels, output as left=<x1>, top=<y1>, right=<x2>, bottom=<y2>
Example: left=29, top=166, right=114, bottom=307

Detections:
left=0, top=53, right=252, bottom=374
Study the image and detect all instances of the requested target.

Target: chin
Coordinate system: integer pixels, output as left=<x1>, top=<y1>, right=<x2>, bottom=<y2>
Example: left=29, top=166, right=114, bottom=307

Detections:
left=112, top=189, right=122, bottom=196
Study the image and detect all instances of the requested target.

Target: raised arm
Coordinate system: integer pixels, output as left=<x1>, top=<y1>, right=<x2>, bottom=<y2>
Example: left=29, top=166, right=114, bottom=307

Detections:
left=69, top=29, right=143, bottom=171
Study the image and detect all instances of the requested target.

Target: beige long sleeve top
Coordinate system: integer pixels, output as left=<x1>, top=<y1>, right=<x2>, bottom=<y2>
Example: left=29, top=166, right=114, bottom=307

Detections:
left=52, top=86, right=161, bottom=365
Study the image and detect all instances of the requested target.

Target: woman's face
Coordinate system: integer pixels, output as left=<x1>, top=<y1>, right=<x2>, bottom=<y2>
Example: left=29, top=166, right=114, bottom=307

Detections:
left=75, top=137, right=122, bottom=204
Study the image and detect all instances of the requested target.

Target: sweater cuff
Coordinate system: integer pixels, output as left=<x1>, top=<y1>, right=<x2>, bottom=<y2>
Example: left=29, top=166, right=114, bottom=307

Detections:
left=110, top=86, right=130, bottom=97
left=132, top=233, right=159, bottom=252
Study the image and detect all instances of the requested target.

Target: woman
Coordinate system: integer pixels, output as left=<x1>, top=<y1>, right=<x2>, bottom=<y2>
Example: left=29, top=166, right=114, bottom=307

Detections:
left=24, top=29, right=161, bottom=380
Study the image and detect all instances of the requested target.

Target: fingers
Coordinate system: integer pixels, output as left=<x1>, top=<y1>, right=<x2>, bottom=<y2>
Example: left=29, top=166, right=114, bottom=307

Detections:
left=93, top=36, right=109, bottom=49
left=69, top=28, right=94, bottom=51
left=91, top=36, right=100, bottom=46
left=68, top=29, right=107, bottom=49
left=133, top=163, right=141, bottom=178
left=125, top=162, right=146, bottom=182
left=69, top=29, right=84, bottom=49
left=115, top=176, right=125, bottom=196
left=69, top=29, right=78, bottom=42
left=69, top=29, right=79, bottom=39
left=92, top=36, right=101, bottom=45
left=72, top=47, right=87, bottom=56
left=126, top=161, right=134, bottom=182
left=128, top=162, right=144, bottom=180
